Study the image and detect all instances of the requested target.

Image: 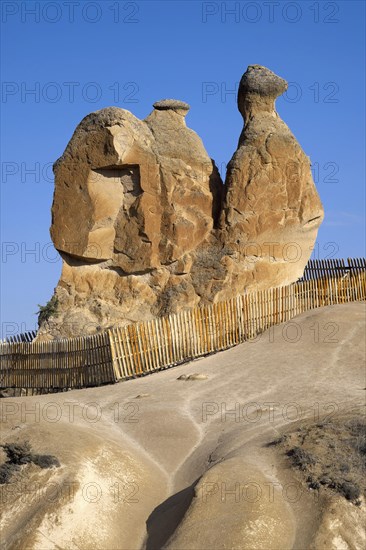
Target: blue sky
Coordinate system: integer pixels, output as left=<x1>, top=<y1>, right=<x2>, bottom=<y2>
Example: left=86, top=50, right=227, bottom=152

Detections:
left=1, top=0, right=365, bottom=336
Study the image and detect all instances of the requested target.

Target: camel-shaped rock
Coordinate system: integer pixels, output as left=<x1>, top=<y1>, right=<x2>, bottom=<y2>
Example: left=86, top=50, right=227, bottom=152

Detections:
left=43, top=65, right=323, bottom=338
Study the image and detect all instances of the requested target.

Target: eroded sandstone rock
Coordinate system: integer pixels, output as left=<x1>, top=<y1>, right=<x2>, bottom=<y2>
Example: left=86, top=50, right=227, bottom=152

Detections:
left=40, top=65, right=323, bottom=338
left=144, top=99, right=223, bottom=262
left=165, top=458, right=295, bottom=549
left=219, top=65, right=324, bottom=291
left=51, top=107, right=162, bottom=273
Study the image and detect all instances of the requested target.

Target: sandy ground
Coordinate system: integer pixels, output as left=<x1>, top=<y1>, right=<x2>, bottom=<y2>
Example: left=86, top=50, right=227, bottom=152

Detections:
left=0, top=302, right=365, bottom=550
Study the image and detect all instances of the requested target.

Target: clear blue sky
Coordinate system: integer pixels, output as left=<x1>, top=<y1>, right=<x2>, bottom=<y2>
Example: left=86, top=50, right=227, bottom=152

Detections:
left=1, top=0, right=365, bottom=337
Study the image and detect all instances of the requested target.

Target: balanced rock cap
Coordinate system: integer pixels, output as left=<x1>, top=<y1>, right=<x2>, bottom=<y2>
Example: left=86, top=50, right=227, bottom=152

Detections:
left=240, top=65, right=288, bottom=98
left=153, top=99, right=190, bottom=112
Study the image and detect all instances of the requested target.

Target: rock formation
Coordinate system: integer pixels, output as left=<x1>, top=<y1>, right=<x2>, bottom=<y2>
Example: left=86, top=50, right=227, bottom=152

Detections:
left=41, top=65, right=323, bottom=338
left=219, top=65, right=324, bottom=291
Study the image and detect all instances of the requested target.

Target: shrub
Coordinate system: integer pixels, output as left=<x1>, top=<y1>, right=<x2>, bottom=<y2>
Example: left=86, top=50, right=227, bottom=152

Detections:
left=286, top=447, right=316, bottom=471
left=0, top=441, right=60, bottom=484
left=0, top=463, right=19, bottom=484
left=36, top=295, right=59, bottom=327
left=338, top=481, right=361, bottom=502
left=31, top=454, right=60, bottom=469
left=2, top=442, right=32, bottom=464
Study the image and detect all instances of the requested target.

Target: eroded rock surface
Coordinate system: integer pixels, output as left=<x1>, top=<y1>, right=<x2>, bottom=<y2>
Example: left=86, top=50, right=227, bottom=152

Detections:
left=42, top=65, right=323, bottom=337
left=2, top=305, right=364, bottom=549
left=165, top=458, right=295, bottom=550
left=219, top=65, right=324, bottom=292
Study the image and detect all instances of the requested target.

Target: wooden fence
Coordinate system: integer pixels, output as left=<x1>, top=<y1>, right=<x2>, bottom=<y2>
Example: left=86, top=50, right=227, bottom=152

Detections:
left=0, top=333, right=114, bottom=392
left=300, top=257, right=366, bottom=281
left=108, top=270, right=366, bottom=379
left=0, top=330, right=37, bottom=344
left=1, top=265, right=365, bottom=394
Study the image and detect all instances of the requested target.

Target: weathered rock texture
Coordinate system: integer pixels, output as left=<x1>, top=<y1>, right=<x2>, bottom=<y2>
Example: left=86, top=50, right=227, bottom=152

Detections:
left=219, top=65, right=324, bottom=292
left=42, top=65, right=323, bottom=338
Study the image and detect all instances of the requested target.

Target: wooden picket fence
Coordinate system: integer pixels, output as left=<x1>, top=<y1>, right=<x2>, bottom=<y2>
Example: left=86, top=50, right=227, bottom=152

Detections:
left=108, top=270, right=366, bottom=379
left=0, top=330, right=37, bottom=344
left=0, top=333, right=114, bottom=393
left=1, top=265, right=365, bottom=394
left=300, top=257, right=366, bottom=281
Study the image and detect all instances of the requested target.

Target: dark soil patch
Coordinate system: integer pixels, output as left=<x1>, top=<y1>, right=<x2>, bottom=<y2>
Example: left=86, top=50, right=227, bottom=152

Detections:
left=269, top=415, right=366, bottom=505
left=0, top=441, right=60, bottom=484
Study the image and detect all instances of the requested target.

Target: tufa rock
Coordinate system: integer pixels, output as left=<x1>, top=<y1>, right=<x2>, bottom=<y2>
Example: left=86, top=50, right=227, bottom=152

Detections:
left=40, top=65, right=323, bottom=338
left=177, top=374, right=208, bottom=381
left=152, top=99, right=190, bottom=114
left=219, top=65, right=324, bottom=291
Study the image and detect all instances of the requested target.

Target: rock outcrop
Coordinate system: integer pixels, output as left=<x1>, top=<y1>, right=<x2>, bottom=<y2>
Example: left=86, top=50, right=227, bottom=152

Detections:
left=41, top=65, right=323, bottom=338
left=219, top=65, right=324, bottom=291
left=166, top=458, right=295, bottom=550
